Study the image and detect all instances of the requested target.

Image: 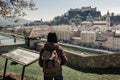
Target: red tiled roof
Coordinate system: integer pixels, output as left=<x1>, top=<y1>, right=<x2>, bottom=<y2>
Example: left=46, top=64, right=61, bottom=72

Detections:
left=28, top=28, right=50, bottom=38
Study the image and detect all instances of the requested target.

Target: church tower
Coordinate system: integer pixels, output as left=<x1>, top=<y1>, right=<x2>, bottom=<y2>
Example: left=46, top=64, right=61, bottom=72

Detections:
left=106, top=11, right=111, bottom=27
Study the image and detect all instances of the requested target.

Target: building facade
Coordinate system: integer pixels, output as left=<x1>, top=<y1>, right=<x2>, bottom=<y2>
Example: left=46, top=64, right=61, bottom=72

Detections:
left=113, top=31, right=120, bottom=50
left=81, top=30, right=96, bottom=44
left=104, top=30, right=114, bottom=49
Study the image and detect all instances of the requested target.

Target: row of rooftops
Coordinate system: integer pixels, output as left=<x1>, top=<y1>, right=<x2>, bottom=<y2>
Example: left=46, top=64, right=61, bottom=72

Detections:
left=82, top=21, right=107, bottom=25
left=81, top=30, right=120, bottom=42
left=10, top=23, right=120, bottom=40
left=24, top=26, right=51, bottom=38
left=81, top=30, right=120, bottom=37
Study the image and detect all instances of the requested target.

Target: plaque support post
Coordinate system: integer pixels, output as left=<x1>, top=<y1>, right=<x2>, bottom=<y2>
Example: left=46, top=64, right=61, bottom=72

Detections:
left=3, top=59, right=8, bottom=80
left=21, top=66, right=26, bottom=80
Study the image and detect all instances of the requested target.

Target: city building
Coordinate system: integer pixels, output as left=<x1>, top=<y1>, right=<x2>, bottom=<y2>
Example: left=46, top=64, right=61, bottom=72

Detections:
left=113, top=30, right=120, bottom=50
left=53, top=25, right=73, bottom=42
left=24, top=26, right=50, bottom=48
left=71, top=37, right=81, bottom=44
left=28, top=19, right=48, bottom=26
left=104, top=30, right=114, bottom=49
left=81, top=11, right=110, bottom=27
left=95, top=31, right=107, bottom=48
left=80, top=30, right=96, bottom=45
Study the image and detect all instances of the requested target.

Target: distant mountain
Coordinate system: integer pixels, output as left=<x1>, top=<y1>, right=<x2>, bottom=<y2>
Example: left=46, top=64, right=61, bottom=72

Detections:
left=0, top=15, right=31, bottom=26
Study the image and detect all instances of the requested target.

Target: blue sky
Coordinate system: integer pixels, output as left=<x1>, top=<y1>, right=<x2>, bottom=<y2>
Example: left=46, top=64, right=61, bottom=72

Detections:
left=21, top=0, right=120, bottom=21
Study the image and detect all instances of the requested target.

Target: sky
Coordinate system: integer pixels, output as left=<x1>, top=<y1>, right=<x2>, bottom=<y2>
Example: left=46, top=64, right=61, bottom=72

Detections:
left=21, top=0, right=120, bottom=21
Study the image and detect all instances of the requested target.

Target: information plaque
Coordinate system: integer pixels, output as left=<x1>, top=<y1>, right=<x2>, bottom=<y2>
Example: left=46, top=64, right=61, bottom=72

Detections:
left=2, top=47, right=40, bottom=80
left=2, top=47, right=39, bottom=66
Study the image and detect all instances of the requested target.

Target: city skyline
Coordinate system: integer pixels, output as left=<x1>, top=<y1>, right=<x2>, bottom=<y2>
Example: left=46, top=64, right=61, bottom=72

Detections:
left=21, top=0, right=120, bottom=21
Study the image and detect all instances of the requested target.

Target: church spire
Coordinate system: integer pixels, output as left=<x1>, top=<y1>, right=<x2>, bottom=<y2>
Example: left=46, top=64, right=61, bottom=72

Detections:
left=107, top=10, right=110, bottom=16
left=106, top=10, right=110, bottom=28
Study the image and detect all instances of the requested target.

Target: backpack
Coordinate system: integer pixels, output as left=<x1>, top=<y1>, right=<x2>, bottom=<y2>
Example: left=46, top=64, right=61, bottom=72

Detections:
left=41, top=49, right=61, bottom=76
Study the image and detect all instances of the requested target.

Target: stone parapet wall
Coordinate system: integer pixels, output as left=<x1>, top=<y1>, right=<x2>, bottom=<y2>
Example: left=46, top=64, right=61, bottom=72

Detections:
left=0, top=44, right=25, bottom=54
left=1, top=43, right=119, bottom=69
left=65, top=50, right=120, bottom=68
left=36, top=43, right=120, bottom=68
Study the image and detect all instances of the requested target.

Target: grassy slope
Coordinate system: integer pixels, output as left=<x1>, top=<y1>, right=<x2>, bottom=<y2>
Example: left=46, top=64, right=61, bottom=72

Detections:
left=0, top=57, right=120, bottom=80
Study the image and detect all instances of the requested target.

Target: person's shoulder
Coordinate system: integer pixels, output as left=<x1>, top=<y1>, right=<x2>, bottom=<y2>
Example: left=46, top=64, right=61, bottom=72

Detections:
left=58, top=46, right=63, bottom=50
left=40, top=44, right=45, bottom=51
left=57, top=45, right=64, bottom=52
left=40, top=44, right=45, bottom=48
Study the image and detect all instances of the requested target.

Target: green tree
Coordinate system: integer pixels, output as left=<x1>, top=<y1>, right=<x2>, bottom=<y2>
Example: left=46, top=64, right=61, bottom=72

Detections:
left=49, top=16, right=69, bottom=25
left=69, top=14, right=82, bottom=26
left=0, top=0, right=37, bottom=17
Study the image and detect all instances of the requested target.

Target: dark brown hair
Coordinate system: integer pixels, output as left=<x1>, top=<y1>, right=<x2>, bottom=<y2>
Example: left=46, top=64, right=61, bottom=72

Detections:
left=47, top=32, right=58, bottom=43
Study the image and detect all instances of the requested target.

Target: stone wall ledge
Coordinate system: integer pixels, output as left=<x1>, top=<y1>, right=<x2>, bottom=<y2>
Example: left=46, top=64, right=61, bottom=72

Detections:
left=65, top=50, right=120, bottom=68
left=0, top=44, right=120, bottom=69
left=36, top=43, right=120, bottom=68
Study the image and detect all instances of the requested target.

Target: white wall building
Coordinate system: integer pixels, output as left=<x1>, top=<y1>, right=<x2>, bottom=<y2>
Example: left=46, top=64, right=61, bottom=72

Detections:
left=52, top=25, right=76, bottom=41
left=81, top=30, right=96, bottom=44
left=113, top=30, right=120, bottom=50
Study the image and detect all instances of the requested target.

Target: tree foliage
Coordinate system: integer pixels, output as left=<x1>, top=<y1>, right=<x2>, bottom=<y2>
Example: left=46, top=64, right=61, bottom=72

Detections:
left=48, top=14, right=82, bottom=26
left=50, top=16, right=69, bottom=25
left=0, top=0, right=37, bottom=17
left=69, top=14, right=82, bottom=26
